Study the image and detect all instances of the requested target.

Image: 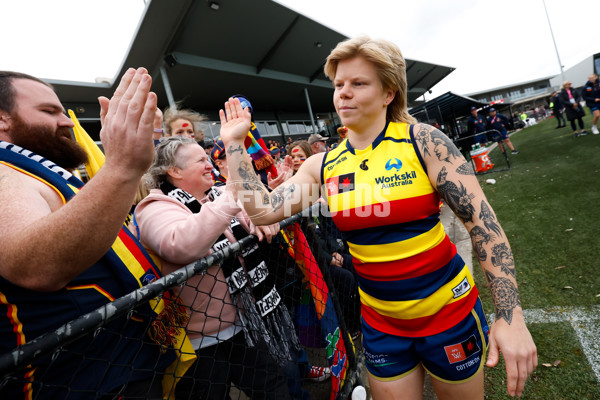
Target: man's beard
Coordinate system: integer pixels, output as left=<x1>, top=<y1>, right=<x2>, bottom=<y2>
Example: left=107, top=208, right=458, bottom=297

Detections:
left=8, top=113, right=88, bottom=170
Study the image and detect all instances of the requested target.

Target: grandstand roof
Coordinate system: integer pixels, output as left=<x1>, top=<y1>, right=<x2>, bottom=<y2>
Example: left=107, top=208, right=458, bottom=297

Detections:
left=51, top=0, right=454, bottom=119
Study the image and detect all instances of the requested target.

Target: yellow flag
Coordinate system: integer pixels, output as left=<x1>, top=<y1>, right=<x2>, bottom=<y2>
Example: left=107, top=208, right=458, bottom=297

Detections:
left=68, top=109, right=105, bottom=178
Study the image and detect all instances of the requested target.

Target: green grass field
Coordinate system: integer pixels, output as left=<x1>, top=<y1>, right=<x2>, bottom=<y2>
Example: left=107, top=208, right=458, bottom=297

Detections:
left=470, top=115, right=600, bottom=399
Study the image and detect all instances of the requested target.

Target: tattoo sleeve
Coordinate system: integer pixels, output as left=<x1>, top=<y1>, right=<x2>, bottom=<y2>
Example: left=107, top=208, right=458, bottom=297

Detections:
left=436, top=166, right=476, bottom=222
left=469, top=225, right=494, bottom=261
left=456, top=162, right=475, bottom=175
left=485, top=270, right=521, bottom=325
left=491, top=243, right=516, bottom=277
left=479, top=200, right=502, bottom=237
left=271, top=184, right=296, bottom=212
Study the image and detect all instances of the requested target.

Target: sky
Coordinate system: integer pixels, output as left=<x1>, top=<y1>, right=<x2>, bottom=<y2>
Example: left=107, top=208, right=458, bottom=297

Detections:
left=2, top=0, right=598, bottom=100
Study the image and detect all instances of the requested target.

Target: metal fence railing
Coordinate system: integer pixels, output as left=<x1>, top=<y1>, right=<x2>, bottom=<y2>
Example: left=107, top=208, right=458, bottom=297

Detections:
left=0, top=205, right=364, bottom=400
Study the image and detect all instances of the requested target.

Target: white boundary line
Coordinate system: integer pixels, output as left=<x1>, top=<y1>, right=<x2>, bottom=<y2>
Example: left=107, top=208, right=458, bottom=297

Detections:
left=489, top=306, right=600, bottom=381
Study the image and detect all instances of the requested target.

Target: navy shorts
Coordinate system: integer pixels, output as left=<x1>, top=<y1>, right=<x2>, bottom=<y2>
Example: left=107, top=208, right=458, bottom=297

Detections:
left=589, top=104, right=600, bottom=112
left=362, top=298, right=489, bottom=383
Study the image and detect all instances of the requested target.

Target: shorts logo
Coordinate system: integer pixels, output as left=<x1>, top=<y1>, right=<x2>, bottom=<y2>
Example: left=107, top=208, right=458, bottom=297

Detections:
left=452, top=276, right=471, bottom=298
left=444, top=334, right=480, bottom=364
left=385, top=158, right=402, bottom=171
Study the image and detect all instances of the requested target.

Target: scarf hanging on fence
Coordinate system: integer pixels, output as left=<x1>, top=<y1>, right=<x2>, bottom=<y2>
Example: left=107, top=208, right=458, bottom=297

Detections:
left=244, top=121, right=278, bottom=177
left=282, top=222, right=350, bottom=400
left=0, top=140, right=191, bottom=399
left=160, top=182, right=299, bottom=365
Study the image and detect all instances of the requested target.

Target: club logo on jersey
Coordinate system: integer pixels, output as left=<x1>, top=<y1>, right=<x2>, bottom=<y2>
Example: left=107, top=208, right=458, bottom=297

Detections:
left=141, top=273, right=157, bottom=285
left=325, top=172, right=355, bottom=196
left=451, top=276, right=471, bottom=299
left=359, top=159, right=368, bottom=170
left=444, top=334, right=480, bottom=364
left=385, top=158, right=402, bottom=171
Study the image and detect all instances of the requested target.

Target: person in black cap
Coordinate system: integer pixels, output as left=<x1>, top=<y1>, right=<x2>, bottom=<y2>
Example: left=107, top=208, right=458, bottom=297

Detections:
left=486, top=108, right=519, bottom=154
left=467, top=106, right=487, bottom=145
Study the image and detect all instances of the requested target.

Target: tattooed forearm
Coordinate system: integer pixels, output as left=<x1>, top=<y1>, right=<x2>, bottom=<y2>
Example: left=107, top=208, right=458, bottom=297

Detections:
left=456, top=162, right=475, bottom=175
left=228, top=144, right=244, bottom=156
left=491, top=243, right=515, bottom=276
left=271, top=184, right=296, bottom=212
left=238, top=161, right=267, bottom=193
left=469, top=225, right=494, bottom=261
left=485, top=270, right=521, bottom=325
left=437, top=166, right=476, bottom=222
left=479, top=201, right=502, bottom=237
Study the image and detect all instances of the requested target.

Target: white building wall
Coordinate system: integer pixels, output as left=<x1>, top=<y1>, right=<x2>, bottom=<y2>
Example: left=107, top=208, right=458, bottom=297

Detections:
left=549, top=56, right=594, bottom=89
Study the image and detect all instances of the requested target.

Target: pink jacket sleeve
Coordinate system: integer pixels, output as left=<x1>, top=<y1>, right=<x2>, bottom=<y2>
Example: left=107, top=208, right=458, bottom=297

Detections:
left=135, top=189, right=242, bottom=265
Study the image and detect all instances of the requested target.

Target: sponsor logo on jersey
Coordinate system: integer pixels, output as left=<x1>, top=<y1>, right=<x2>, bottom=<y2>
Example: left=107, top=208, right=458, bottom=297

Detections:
left=444, top=334, right=480, bottom=364
left=385, top=158, right=402, bottom=171
left=325, top=172, right=355, bottom=196
left=374, top=171, right=416, bottom=188
left=326, top=155, right=348, bottom=171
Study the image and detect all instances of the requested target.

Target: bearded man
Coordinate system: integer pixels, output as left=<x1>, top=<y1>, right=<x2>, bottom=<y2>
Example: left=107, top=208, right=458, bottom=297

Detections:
left=0, top=69, right=173, bottom=399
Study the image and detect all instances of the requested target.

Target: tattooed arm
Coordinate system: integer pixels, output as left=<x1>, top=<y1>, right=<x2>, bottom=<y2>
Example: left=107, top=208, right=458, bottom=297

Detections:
left=218, top=98, right=321, bottom=225
left=413, top=123, right=537, bottom=397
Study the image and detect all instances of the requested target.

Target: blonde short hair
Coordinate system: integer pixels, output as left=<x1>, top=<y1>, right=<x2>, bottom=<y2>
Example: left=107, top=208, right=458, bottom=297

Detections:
left=324, top=35, right=416, bottom=124
left=562, top=81, right=572, bottom=89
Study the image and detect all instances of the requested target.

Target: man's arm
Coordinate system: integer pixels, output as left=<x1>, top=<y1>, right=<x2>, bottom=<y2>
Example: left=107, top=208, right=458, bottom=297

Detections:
left=219, top=98, right=321, bottom=225
left=0, top=68, right=157, bottom=292
left=412, top=123, right=537, bottom=397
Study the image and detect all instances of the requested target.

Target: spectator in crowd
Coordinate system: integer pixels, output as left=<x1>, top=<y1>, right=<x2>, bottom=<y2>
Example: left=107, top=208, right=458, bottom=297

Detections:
left=289, top=140, right=312, bottom=174
left=219, top=35, right=537, bottom=399
left=558, top=81, right=588, bottom=137
left=203, top=137, right=215, bottom=152
left=549, top=91, right=567, bottom=129
left=486, top=108, right=519, bottom=154
left=466, top=106, right=487, bottom=144
left=582, top=73, right=600, bottom=134
left=308, top=133, right=328, bottom=154
left=519, top=110, right=529, bottom=127
left=163, top=103, right=207, bottom=146
left=0, top=68, right=173, bottom=399
left=135, top=137, right=293, bottom=399
left=270, top=146, right=282, bottom=164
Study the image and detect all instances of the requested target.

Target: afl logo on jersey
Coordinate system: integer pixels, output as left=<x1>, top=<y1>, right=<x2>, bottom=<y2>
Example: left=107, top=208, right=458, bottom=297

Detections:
left=385, top=158, right=402, bottom=171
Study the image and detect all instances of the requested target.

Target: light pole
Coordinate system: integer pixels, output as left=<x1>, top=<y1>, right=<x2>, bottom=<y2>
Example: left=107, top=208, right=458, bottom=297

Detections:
left=542, top=0, right=565, bottom=83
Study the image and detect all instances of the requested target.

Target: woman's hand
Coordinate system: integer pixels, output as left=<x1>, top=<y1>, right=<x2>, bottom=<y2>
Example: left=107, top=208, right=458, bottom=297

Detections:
left=219, top=97, right=252, bottom=145
left=249, top=222, right=280, bottom=243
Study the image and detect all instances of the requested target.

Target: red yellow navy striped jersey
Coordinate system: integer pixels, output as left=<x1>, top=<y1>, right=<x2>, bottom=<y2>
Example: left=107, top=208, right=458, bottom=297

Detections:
left=321, top=122, right=478, bottom=337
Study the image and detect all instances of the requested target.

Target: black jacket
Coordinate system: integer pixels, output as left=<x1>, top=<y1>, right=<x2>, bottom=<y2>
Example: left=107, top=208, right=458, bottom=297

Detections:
left=558, top=88, right=584, bottom=121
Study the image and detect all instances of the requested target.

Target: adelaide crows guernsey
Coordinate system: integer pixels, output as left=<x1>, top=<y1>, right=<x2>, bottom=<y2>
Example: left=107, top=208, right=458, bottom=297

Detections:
left=321, top=122, right=478, bottom=337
